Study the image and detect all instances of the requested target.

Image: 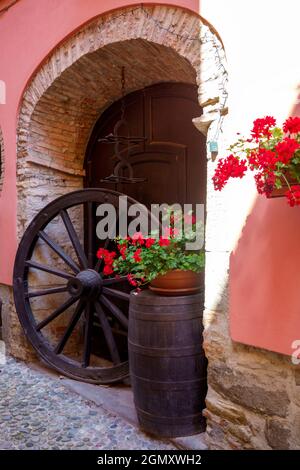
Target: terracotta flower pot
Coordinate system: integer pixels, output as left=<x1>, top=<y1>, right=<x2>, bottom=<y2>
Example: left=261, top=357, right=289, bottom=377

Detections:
left=149, top=269, right=204, bottom=296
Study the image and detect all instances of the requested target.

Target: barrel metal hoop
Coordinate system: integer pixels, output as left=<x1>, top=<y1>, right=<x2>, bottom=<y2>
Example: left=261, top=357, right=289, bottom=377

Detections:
left=128, top=340, right=204, bottom=357
left=130, top=291, right=204, bottom=306
left=131, top=374, right=207, bottom=391
left=136, top=407, right=204, bottom=424
left=129, top=309, right=203, bottom=322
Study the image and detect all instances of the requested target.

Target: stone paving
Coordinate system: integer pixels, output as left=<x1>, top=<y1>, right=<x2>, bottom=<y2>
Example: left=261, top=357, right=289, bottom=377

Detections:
left=0, top=356, right=176, bottom=450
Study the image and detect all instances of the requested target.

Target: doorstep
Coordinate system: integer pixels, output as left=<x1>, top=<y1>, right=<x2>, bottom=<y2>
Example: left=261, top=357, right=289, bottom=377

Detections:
left=29, top=361, right=207, bottom=451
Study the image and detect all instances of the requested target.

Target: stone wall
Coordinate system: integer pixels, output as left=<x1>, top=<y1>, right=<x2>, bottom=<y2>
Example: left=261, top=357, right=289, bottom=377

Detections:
left=0, top=284, right=35, bottom=361
left=204, top=321, right=300, bottom=449
left=203, top=144, right=300, bottom=448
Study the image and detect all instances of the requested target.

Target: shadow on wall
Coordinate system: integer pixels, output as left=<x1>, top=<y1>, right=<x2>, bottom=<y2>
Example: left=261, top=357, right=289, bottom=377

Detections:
left=203, top=90, right=300, bottom=450
left=230, top=195, right=300, bottom=355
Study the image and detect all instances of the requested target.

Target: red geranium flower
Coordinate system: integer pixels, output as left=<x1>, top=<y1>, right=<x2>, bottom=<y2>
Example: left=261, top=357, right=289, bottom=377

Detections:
left=127, top=274, right=138, bottom=286
left=254, top=172, right=275, bottom=196
left=212, top=155, right=247, bottom=191
left=212, top=115, right=300, bottom=207
left=106, top=252, right=116, bottom=265
left=248, top=150, right=259, bottom=169
left=96, top=247, right=107, bottom=259
left=251, top=116, right=276, bottom=140
left=275, top=137, right=300, bottom=164
left=97, top=248, right=116, bottom=264
left=118, top=245, right=127, bottom=260
left=258, top=148, right=278, bottom=170
left=286, top=185, right=300, bottom=207
left=97, top=248, right=117, bottom=273
left=283, top=116, right=300, bottom=134
left=133, top=248, right=142, bottom=263
left=159, top=237, right=170, bottom=247
left=103, top=265, right=114, bottom=276
left=145, top=238, right=156, bottom=248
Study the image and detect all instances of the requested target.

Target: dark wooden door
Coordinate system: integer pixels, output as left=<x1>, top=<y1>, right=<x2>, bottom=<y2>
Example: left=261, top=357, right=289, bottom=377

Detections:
left=85, top=83, right=206, bottom=207
left=85, top=83, right=206, bottom=363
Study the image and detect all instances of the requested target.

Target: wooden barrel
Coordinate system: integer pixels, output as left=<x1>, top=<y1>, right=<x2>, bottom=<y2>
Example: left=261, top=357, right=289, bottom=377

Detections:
left=128, top=290, right=207, bottom=438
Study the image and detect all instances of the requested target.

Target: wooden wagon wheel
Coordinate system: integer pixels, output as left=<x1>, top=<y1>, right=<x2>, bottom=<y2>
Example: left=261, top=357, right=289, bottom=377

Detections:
left=13, top=189, right=152, bottom=384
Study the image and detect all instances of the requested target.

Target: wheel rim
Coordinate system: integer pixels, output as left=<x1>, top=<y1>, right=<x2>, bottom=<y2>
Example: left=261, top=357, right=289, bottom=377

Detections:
left=13, top=189, right=150, bottom=384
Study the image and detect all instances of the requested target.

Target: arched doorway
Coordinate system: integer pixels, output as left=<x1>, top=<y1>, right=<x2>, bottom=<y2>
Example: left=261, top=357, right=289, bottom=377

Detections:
left=85, top=82, right=206, bottom=207
left=11, top=4, right=227, bottom=392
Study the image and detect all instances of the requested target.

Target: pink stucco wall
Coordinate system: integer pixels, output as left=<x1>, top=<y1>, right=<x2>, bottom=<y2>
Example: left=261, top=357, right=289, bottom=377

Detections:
left=230, top=194, right=300, bottom=356
left=0, top=0, right=199, bottom=285
left=201, top=0, right=300, bottom=356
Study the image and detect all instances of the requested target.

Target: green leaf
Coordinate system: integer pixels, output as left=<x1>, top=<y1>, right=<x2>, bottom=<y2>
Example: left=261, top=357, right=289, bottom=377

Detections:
left=271, top=127, right=283, bottom=139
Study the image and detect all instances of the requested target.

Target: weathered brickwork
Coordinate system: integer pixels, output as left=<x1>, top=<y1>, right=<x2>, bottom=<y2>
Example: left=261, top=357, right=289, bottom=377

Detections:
left=11, top=4, right=300, bottom=451
left=203, top=312, right=300, bottom=449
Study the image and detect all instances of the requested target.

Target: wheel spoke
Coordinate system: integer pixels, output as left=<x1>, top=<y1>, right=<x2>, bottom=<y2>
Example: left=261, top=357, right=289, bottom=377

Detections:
left=54, top=299, right=86, bottom=355
left=36, top=296, right=78, bottom=331
left=86, top=202, right=94, bottom=268
left=25, top=260, right=73, bottom=280
left=27, top=286, right=67, bottom=298
left=102, top=287, right=130, bottom=301
left=38, top=230, right=80, bottom=274
left=100, top=295, right=128, bottom=329
left=60, top=209, right=88, bottom=270
left=103, top=275, right=128, bottom=285
left=82, top=302, right=94, bottom=368
left=94, top=301, right=121, bottom=365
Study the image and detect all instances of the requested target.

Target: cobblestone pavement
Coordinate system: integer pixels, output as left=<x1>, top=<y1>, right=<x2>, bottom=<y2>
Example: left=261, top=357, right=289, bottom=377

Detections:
left=0, top=356, right=176, bottom=450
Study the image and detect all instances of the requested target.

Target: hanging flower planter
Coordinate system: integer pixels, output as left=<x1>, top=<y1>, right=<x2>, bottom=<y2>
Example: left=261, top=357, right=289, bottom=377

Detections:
left=212, top=116, right=300, bottom=207
left=266, top=167, right=300, bottom=198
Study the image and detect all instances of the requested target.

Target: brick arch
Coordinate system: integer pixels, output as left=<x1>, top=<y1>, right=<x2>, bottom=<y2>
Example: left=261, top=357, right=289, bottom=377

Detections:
left=17, top=4, right=227, bottom=234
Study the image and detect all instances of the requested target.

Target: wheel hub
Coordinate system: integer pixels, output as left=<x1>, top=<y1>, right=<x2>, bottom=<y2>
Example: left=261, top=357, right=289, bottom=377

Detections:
left=67, top=269, right=102, bottom=299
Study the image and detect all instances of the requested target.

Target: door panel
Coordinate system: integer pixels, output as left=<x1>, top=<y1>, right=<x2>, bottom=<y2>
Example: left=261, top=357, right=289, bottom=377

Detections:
left=123, top=148, right=187, bottom=206
left=85, top=82, right=206, bottom=206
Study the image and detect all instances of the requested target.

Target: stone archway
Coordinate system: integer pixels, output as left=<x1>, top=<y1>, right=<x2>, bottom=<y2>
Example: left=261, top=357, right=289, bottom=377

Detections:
left=16, top=4, right=227, bottom=237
